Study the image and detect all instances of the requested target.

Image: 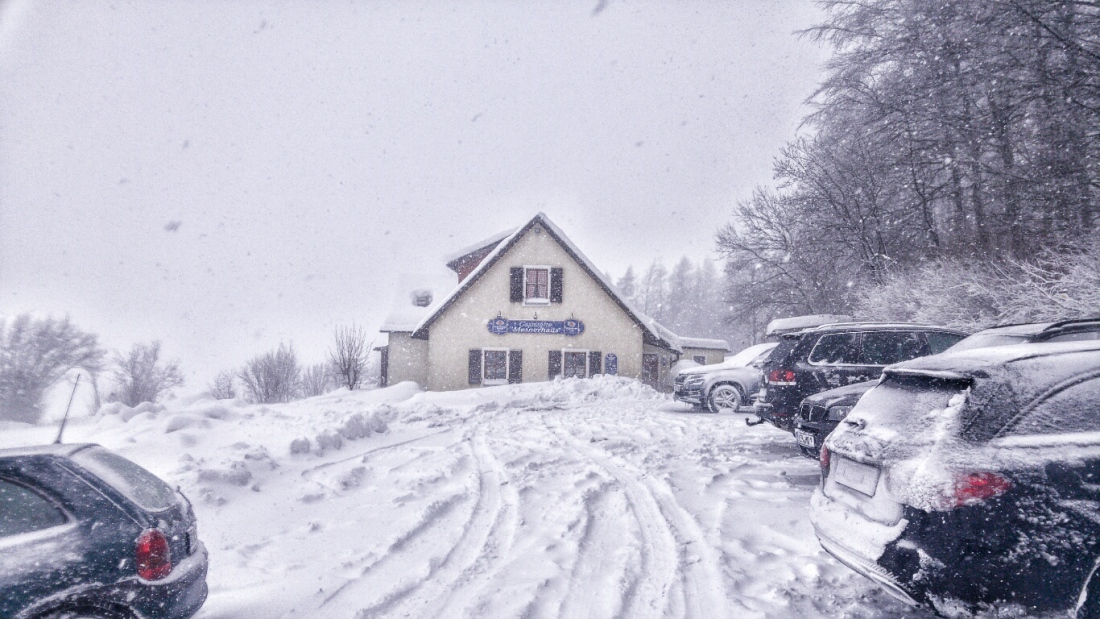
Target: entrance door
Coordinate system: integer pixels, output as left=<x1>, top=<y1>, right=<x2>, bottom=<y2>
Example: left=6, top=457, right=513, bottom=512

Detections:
left=642, top=353, right=659, bottom=387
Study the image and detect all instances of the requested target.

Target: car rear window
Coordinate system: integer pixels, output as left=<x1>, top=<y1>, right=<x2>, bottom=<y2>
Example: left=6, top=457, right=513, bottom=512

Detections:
left=0, top=479, right=67, bottom=538
left=853, top=375, right=969, bottom=438
left=764, top=336, right=801, bottom=369
left=72, top=447, right=177, bottom=512
left=859, top=331, right=929, bottom=365
left=808, top=332, right=860, bottom=365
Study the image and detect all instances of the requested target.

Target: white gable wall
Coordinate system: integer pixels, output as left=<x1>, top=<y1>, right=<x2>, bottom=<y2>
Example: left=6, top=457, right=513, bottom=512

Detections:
left=426, top=226, right=648, bottom=391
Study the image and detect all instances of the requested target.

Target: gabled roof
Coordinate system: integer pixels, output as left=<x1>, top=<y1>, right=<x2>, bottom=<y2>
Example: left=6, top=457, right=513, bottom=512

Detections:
left=410, top=213, right=679, bottom=351
left=444, top=228, right=517, bottom=272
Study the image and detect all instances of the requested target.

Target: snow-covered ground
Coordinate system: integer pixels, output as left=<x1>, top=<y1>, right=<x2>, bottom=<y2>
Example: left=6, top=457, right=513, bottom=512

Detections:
left=1, top=377, right=934, bottom=619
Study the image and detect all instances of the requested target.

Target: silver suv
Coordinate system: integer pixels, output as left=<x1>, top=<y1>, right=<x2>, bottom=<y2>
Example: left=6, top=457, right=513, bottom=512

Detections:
left=674, top=342, right=777, bottom=413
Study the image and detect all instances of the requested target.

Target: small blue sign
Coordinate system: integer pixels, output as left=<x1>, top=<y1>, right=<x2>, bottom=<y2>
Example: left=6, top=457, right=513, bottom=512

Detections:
left=486, top=317, right=585, bottom=336
left=604, top=353, right=618, bottom=375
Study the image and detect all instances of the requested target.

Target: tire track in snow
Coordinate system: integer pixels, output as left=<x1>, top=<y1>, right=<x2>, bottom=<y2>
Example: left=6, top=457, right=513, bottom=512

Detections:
left=542, top=414, right=681, bottom=619
left=346, top=410, right=518, bottom=619
left=546, top=413, right=732, bottom=619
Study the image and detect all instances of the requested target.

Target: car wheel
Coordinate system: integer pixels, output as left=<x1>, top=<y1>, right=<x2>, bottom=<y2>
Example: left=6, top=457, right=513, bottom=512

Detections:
left=708, top=384, right=743, bottom=414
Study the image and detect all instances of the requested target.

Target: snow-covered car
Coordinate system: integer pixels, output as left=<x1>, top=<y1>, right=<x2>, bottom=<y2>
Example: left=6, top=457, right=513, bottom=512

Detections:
left=945, top=317, right=1100, bottom=352
left=673, top=342, right=777, bottom=413
left=0, top=443, right=208, bottom=619
left=811, top=340, right=1100, bottom=617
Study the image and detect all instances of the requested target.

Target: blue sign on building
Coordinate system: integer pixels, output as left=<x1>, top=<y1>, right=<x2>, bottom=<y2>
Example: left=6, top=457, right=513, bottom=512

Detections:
left=486, top=317, right=585, bottom=336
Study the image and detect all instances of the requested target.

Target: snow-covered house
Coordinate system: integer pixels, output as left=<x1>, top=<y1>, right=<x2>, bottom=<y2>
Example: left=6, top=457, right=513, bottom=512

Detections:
left=378, top=213, right=728, bottom=391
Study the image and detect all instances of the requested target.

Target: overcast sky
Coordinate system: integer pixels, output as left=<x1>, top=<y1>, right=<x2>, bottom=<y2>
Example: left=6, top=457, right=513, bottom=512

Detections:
left=0, top=0, right=826, bottom=394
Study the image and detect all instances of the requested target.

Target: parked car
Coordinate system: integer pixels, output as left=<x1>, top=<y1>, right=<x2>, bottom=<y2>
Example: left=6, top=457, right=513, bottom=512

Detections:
left=753, top=323, right=966, bottom=431
left=791, top=317, right=1100, bottom=458
left=947, top=317, right=1100, bottom=352
left=673, top=342, right=777, bottom=413
left=0, top=443, right=208, bottom=619
left=811, top=340, right=1100, bottom=617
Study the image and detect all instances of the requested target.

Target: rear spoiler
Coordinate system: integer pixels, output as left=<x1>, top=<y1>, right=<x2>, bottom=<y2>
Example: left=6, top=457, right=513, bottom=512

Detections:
left=883, top=368, right=974, bottom=384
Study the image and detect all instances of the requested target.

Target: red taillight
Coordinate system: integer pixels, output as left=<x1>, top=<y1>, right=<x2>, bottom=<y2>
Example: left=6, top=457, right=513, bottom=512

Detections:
left=136, top=529, right=172, bottom=580
left=953, top=472, right=1011, bottom=507
left=819, top=445, right=830, bottom=477
left=767, top=369, right=797, bottom=385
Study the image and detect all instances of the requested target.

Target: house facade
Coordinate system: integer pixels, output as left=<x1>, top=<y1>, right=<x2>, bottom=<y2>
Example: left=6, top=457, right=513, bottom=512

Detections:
left=379, top=213, right=728, bottom=392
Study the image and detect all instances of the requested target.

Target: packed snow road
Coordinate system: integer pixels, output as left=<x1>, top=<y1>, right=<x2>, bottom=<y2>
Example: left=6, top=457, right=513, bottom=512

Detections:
left=2, top=377, right=933, bottom=619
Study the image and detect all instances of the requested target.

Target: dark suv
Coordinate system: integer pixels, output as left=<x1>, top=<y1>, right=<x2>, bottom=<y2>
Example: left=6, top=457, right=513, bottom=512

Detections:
left=753, top=323, right=966, bottom=431
left=0, top=443, right=207, bottom=619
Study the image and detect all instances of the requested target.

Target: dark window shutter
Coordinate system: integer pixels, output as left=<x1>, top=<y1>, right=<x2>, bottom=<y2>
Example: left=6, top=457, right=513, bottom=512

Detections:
left=508, top=350, right=523, bottom=384
left=510, top=268, right=523, bottom=303
left=550, top=268, right=564, bottom=303
left=548, top=350, right=562, bottom=379
left=589, top=351, right=602, bottom=377
left=468, top=349, right=482, bottom=385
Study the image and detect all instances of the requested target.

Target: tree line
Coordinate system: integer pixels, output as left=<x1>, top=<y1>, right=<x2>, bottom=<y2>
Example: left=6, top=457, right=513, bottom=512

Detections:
left=613, top=257, right=748, bottom=346
left=0, top=315, right=376, bottom=424
left=717, top=0, right=1100, bottom=329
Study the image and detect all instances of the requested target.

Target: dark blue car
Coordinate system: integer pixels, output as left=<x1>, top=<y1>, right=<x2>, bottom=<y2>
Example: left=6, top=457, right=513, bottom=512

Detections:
left=0, top=443, right=207, bottom=619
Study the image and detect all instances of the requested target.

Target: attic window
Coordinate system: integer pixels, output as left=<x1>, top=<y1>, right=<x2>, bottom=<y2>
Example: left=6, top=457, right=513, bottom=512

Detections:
left=524, top=267, right=550, bottom=304
left=411, top=290, right=433, bottom=307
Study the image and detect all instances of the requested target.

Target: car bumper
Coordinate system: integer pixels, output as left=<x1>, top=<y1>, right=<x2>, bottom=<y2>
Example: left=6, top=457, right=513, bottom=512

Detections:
left=809, top=490, right=916, bottom=606
left=793, top=420, right=840, bottom=458
left=673, top=385, right=705, bottom=405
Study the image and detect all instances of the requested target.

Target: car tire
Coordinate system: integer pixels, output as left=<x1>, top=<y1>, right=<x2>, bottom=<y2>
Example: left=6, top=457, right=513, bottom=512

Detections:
left=707, top=384, right=743, bottom=414
left=1078, top=563, right=1100, bottom=619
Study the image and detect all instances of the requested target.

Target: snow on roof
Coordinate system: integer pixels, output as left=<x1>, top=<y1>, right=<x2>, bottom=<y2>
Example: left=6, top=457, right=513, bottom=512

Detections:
left=765, top=314, right=852, bottom=336
left=379, top=269, right=457, bottom=333
left=411, top=213, right=680, bottom=351
left=443, top=227, right=518, bottom=268
left=678, top=337, right=730, bottom=351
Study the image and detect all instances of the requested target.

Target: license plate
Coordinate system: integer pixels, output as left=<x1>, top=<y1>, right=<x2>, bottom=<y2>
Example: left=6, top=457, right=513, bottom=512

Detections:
left=834, top=457, right=880, bottom=496
left=795, top=429, right=816, bottom=449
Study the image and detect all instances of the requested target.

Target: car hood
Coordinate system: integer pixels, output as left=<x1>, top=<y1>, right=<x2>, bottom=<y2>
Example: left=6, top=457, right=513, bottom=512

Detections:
left=678, top=363, right=756, bottom=377
left=801, top=379, right=878, bottom=408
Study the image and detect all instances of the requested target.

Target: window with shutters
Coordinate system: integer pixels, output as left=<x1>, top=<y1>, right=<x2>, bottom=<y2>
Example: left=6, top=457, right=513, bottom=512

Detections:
left=482, top=348, right=509, bottom=385
left=562, top=349, right=588, bottom=378
left=524, top=266, right=550, bottom=304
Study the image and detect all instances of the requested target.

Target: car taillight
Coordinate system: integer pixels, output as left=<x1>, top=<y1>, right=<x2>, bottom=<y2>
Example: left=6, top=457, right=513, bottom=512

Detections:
left=819, top=446, right=830, bottom=479
left=767, top=369, right=797, bottom=386
left=136, top=529, right=172, bottom=580
left=953, top=472, right=1011, bottom=507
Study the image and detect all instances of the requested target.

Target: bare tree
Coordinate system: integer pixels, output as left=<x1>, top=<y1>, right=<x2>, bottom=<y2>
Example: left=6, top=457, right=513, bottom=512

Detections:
left=239, top=343, right=300, bottom=404
left=329, top=325, right=369, bottom=391
left=112, top=341, right=184, bottom=407
left=207, top=370, right=237, bottom=400
left=300, top=363, right=333, bottom=398
left=0, top=314, right=105, bottom=424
